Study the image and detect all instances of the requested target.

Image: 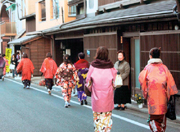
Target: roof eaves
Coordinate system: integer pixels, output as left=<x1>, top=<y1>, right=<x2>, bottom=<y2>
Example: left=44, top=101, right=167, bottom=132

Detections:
left=19, top=13, right=36, bottom=21
left=8, top=35, right=39, bottom=45
left=44, top=12, right=176, bottom=35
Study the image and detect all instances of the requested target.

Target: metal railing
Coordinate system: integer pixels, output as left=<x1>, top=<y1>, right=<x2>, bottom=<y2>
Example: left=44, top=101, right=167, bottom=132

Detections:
left=0, top=22, right=16, bottom=36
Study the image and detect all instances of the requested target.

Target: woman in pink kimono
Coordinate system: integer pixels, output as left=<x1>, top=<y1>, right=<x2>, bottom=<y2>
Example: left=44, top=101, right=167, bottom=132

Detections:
left=86, top=46, right=117, bottom=132
left=2, top=54, right=9, bottom=76
left=139, top=47, right=178, bottom=132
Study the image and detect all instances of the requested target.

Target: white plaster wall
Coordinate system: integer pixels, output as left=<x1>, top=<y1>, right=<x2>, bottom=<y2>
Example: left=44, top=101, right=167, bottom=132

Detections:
left=15, top=0, right=26, bottom=35
left=86, top=0, right=98, bottom=14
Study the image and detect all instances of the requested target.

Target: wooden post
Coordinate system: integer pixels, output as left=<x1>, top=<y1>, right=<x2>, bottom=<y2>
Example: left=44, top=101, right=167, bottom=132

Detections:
left=176, top=0, right=180, bottom=12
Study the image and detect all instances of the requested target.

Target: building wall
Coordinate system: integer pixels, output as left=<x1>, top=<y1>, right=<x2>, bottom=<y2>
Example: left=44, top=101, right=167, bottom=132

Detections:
left=15, top=0, right=26, bottom=35
left=36, top=0, right=64, bottom=31
left=64, top=0, right=76, bottom=23
left=86, top=0, right=98, bottom=14
left=22, top=37, right=51, bottom=75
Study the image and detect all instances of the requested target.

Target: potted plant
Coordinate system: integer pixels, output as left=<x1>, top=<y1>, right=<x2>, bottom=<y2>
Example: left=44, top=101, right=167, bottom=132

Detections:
left=135, top=94, right=144, bottom=108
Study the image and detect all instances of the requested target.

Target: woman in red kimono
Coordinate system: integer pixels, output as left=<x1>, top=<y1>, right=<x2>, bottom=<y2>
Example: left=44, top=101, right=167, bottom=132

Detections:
left=40, top=52, right=57, bottom=95
left=56, top=54, right=78, bottom=108
left=17, top=53, right=34, bottom=89
left=139, top=47, right=178, bottom=132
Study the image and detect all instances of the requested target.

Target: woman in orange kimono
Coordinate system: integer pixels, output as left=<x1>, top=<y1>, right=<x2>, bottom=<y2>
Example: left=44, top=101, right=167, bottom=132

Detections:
left=17, top=53, right=34, bottom=89
left=139, top=47, right=178, bottom=132
left=40, top=52, right=58, bottom=95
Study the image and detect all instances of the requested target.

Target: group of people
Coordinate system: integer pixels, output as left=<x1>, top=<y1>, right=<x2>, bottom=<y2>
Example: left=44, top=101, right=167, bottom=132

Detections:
left=2, top=46, right=178, bottom=132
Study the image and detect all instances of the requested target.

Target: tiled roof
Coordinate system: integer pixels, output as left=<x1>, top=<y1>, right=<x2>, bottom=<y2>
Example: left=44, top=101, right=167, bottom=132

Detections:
left=42, top=0, right=176, bottom=34
left=8, top=35, right=39, bottom=45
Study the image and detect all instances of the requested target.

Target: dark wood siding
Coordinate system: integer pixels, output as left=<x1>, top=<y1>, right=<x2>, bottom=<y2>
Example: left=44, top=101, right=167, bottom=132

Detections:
left=140, top=34, right=180, bottom=90
left=22, top=38, right=51, bottom=76
left=98, top=0, right=122, bottom=6
left=26, top=17, right=36, bottom=33
left=83, top=33, right=117, bottom=63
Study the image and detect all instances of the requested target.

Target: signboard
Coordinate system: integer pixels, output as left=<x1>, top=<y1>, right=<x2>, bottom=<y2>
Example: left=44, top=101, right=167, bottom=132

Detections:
left=5, top=48, right=12, bottom=73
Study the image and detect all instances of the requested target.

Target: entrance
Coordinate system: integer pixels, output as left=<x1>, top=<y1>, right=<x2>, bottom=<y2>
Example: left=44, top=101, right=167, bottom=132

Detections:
left=55, top=38, right=84, bottom=66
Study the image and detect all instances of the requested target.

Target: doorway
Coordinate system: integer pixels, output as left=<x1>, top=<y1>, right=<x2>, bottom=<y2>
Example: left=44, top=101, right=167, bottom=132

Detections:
left=55, top=38, right=84, bottom=66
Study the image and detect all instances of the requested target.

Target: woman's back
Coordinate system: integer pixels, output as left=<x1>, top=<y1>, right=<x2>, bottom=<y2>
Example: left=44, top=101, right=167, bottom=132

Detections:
left=87, top=65, right=117, bottom=112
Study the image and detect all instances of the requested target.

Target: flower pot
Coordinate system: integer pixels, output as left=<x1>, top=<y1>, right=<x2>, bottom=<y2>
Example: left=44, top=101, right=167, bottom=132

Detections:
left=138, top=103, right=143, bottom=109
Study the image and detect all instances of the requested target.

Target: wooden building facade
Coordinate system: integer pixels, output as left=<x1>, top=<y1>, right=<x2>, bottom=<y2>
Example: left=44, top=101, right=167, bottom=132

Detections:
left=9, top=36, right=51, bottom=76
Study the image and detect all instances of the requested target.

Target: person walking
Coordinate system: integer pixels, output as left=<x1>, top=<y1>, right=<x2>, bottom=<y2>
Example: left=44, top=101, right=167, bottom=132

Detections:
left=139, top=47, right=178, bottom=132
left=74, top=52, right=89, bottom=105
left=2, top=54, right=9, bottom=76
left=114, top=50, right=130, bottom=110
left=16, top=53, right=34, bottom=89
left=10, top=54, right=17, bottom=78
left=0, top=54, right=6, bottom=81
left=85, top=46, right=117, bottom=132
left=40, top=52, right=58, bottom=95
left=55, top=54, right=78, bottom=108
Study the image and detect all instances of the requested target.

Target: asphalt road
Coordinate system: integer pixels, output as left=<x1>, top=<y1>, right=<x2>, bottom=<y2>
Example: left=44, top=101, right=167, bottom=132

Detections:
left=0, top=78, right=179, bottom=132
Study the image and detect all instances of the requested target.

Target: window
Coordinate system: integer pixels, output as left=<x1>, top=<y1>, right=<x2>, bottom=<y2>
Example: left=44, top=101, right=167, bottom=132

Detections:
left=68, top=5, right=76, bottom=16
left=52, top=0, right=59, bottom=19
left=40, top=1, right=46, bottom=21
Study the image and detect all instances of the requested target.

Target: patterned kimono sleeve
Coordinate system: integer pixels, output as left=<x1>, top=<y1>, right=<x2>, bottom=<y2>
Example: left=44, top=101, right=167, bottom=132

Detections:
left=166, top=69, right=178, bottom=100
left=55, top=67, right=62, bottom=85
left=139, top=68, right=148, bottom=99
left=72, top=64, right=78, bottom=81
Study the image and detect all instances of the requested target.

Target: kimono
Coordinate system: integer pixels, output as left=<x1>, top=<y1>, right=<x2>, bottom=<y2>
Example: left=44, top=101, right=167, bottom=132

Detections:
left=3, top=57, right=9, bottom=75
left=56, top=63, right=78, bottom=102
left=17, top=58, right=34, bottom=87
left=76, top=68, right=89, bottom=101
left=139, top=59, right=178, bottom=132
left=74, top=59, right=89, bottom=101
left=40, top=58, right=58, bottom=90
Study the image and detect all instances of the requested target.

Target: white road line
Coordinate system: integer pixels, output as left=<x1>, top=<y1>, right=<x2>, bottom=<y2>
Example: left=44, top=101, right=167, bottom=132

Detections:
left=5, top=78, right=149, bottom=130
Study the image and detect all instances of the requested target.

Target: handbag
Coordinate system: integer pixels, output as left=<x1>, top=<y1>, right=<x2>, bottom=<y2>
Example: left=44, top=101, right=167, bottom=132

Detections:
left=166, top=95, right=176, bottom=120
left=84, top=79, right=92, bottom=97
left=115, top=74, right=123, bottom=88
left=9, top=64, right=15, bottom=69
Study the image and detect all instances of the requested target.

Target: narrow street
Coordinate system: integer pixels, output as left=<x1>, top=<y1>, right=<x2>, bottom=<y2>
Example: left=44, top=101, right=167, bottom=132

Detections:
left=0, top=78, right=179, bottom=132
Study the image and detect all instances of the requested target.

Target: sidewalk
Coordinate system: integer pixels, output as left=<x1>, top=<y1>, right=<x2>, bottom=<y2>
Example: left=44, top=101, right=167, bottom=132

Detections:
left=5, top=74, right=180, bottom=123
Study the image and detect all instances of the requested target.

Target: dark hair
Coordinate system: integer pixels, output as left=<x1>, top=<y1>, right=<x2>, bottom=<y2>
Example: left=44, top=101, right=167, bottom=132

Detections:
left=78, top=52, right=85, bottom=59
left=22, top=53, right=28, bottom=58
left=12, top=54, right=15, bottom=58
left=2, top=54, right=5, bottom=57
left=117, top=50, right=126, bottom=60
left=63, top=54, right=71, bottom=64
left=16, top=52, right=19, bottom=54
left=95, top=46, right=109, bottom=61
left=46, top=52, right=52, bottom=58
left=149, top=47, right=161, bottom=58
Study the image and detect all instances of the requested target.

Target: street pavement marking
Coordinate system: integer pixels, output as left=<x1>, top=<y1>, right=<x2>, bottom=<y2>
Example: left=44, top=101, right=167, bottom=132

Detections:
left=5, top=78, right=149, bottom=130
